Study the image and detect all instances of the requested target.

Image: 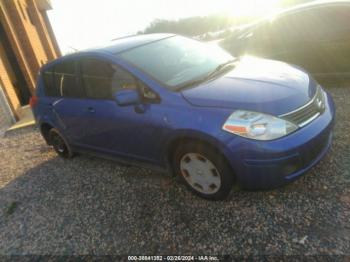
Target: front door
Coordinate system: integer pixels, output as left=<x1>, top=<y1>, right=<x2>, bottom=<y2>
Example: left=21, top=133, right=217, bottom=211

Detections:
left=76, top=57, right=162, bottom=164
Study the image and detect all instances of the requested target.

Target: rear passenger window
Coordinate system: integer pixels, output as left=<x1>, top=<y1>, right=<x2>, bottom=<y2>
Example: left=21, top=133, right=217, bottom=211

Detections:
left=312, top=7, right=350, bottom=41
left=81, top=58, right=137, bottom=100
left=42, top=68, right=60, bottom=97
left=54, top=60, right=84, bottom=98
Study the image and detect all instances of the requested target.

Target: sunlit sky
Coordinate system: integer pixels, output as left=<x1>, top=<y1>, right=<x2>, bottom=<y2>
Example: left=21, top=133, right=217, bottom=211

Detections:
left=48, top=0, right=281, bottom=54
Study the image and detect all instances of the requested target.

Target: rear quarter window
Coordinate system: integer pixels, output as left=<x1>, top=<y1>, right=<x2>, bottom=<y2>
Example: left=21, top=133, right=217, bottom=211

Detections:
left=42, top=68, right=60, bottom=97
left=42, top=60, right=83, bottom=98
left=54, top=60, right=84, bottom=98
left=269, top=6, right=350, bottom=44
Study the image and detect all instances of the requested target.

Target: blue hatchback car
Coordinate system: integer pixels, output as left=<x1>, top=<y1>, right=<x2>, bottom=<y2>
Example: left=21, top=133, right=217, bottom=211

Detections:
left=31, top=34, right=335, bottom=200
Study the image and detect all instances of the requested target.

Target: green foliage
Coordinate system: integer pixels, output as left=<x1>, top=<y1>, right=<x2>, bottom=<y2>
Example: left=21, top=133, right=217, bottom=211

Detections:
left=279, top=0, right=315, bottom=8
left=5, top=201, right=18, bottom=216
left=139, top=0, right=315, bottom=38
left=140, top=15, right=238, bottom=37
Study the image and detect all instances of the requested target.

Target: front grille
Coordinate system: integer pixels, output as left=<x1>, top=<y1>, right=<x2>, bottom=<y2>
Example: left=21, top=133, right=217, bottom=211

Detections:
left=280, top=86, right=326, bottom=127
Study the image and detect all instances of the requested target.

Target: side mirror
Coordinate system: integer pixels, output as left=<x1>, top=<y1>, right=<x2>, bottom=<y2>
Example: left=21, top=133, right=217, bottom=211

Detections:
left=114, top=89, right=141, bottom=106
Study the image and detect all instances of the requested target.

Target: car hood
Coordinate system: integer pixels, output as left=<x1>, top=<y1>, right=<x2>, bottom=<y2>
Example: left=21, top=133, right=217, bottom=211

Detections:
left=181, top=57, right=318, bottom=116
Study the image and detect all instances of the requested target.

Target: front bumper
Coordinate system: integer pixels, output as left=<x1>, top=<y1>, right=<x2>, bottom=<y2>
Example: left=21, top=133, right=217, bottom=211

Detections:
left=225, top=92, right=335, bottom=190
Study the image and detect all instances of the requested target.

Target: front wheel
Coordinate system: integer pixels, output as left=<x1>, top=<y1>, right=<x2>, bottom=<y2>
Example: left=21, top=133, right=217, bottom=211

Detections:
left=173, top=142, right=235, bottom=200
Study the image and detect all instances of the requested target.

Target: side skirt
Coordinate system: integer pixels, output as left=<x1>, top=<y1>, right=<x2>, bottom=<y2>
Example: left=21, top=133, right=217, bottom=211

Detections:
left=71, top=145, right=171, bottom=175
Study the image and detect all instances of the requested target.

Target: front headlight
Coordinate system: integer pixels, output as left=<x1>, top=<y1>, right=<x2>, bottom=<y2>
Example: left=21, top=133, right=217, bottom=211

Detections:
left=222, top=110, right=298, bottom=140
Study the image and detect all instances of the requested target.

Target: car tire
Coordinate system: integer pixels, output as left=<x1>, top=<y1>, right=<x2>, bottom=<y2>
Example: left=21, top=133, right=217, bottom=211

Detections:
left=173, top=142, right=235, bottom=200
left=49, top=129, right=74, bottom=159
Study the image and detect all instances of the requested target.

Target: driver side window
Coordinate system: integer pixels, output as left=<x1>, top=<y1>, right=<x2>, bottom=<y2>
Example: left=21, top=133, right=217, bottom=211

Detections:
left=80, top=58, right=158, bottom=102
left=81, top=58, right=137, bottom=100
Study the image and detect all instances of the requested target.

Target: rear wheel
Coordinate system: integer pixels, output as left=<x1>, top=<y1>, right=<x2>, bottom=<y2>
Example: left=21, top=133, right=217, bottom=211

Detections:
left=49, top=129, right=74, bottom=159
left=173, top=142, right=234, bottom=200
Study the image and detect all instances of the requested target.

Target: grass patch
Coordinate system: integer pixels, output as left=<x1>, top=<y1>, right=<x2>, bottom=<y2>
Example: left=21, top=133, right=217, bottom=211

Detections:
left=5, top=201, right=19, bottom=216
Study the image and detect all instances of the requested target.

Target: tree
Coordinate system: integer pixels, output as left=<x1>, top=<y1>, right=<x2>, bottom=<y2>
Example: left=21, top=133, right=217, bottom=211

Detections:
left=140, top=15, right=236, bottom=37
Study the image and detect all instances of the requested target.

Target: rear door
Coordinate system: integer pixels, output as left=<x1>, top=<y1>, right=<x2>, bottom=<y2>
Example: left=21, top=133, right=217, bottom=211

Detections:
left=313, top=6, right=350, bottom=77
left=48, top=59, right=89, bottom=144
left=267, top=11, right=318, bottom=71
left=258, top=6, right=350, bottom=76
left=250, top=11, right=318, bottom=70
left=246, top=9, right=324, bottom=73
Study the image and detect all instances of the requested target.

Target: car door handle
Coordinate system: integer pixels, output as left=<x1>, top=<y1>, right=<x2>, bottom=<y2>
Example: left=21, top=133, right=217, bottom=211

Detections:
left=87, top=107, right=95, bottom=113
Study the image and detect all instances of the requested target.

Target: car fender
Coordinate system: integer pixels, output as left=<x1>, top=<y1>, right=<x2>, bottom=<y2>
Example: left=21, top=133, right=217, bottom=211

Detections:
left=162, top=128, right=235, bottom=172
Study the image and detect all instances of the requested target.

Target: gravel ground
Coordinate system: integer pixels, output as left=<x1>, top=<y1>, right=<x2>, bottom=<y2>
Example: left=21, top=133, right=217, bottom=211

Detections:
left=0, top=86, right=349, bottom=257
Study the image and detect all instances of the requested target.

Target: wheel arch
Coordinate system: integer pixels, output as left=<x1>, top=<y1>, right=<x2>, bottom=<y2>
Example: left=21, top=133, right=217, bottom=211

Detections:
left=165, top=131, right=235, bottom=176
left=40, top=122, right=54, bottom=145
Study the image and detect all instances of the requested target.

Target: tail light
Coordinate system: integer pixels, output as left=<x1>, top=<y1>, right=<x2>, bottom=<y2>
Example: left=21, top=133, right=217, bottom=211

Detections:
left=29, top=96, right=39, bottom=108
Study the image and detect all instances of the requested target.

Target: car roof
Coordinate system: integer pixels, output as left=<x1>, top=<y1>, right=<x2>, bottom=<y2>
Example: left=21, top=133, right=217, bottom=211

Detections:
left=234, top=0, right=350, bottom=31
left=78, top=33, right=175, bottom=54
left=95, top=33, right=175, bottom=54
left=42, top=33, right=175, bottom=70
left=274, top=0, right=350, bottom=17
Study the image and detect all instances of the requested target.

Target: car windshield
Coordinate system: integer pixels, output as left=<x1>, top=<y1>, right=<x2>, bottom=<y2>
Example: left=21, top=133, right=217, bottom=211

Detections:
left=119, top=36, right=234, bottom=90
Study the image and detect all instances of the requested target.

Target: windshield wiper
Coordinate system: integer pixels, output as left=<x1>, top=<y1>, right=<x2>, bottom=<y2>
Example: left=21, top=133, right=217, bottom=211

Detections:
left=206, top=59, right=238, bottom=79
left=176, top=76, right=211, bottom=91
left=175, top=59, right=238, bottom=92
